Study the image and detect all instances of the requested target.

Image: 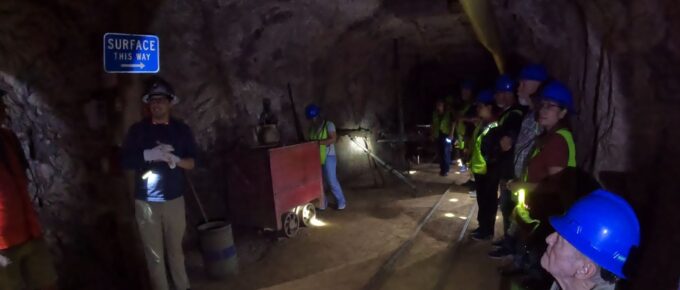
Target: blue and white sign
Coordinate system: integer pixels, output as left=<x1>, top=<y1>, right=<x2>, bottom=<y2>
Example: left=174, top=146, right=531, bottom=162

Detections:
left=103, top=33, right=159, bottom=73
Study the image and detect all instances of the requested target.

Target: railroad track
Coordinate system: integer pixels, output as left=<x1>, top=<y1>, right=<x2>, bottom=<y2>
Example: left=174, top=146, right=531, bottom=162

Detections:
left=362, top=184, right=478, bottom=290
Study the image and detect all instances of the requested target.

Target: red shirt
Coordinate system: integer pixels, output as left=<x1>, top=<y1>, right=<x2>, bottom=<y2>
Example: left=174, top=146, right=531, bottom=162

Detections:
left=526, top=129, right=569, bottom=183
left=0, top=128, right=42, bottom=249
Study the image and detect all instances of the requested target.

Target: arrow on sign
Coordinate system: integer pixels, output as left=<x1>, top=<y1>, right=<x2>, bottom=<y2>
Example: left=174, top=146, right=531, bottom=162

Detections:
left=121, top=63, right=146, bottom=69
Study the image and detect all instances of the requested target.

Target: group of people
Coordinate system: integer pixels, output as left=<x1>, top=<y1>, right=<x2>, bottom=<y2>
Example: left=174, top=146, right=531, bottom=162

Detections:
left=432, top=64, right=641, bottom=290
left=0, top=67, right=642, bottom=290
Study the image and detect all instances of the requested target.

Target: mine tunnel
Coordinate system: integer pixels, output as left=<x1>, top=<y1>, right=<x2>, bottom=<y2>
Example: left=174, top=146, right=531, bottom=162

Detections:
left=0, top=0, right=679, bottom=290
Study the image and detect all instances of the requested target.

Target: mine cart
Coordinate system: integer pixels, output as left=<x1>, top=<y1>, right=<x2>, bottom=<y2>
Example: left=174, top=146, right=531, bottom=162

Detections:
left=227, top=142, right=323, bottom=237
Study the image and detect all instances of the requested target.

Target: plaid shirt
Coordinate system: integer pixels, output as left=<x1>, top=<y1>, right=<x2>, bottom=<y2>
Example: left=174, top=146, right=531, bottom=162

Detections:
left=513, top=111, right=542, bottom=178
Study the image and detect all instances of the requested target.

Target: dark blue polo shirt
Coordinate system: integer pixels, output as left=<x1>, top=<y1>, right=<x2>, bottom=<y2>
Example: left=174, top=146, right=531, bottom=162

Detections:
left=120, top=118, right=197, bottom=202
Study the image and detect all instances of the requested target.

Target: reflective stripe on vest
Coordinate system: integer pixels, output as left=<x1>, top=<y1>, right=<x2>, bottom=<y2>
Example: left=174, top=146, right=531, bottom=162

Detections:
left=499, top=109, right=523, bottom=126
left=470, top=121, right=498, bottom=175
left=309, top=121, right=328, bottom=165
left=556, top=129, right=576, bottom=167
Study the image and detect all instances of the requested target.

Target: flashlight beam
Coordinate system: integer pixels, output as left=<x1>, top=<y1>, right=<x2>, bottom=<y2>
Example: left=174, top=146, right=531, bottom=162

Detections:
left=349, top=137, right=417, bottom=192
left=376, top=138, right=408, bottom=143
left=336, top=127, right=371, bottom=137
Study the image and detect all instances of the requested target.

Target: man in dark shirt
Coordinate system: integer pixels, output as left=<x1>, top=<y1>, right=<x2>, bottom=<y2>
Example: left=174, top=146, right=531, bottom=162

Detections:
left=493, top=74, right=526, bottom=242
left=121, top=77, right=197, bottom=290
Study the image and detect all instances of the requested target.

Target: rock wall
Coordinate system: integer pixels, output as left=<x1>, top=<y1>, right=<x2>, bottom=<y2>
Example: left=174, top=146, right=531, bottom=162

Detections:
left=489, top=0, right=680, bottom=288
left=0, top=1, right=150, bottom=288
left=4, top=0, right=674, bottom=288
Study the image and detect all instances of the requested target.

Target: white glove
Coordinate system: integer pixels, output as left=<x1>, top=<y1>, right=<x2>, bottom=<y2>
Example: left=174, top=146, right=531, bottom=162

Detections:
left=166, top=153, right=181, bottom=169
left=143, top=147, right=166, bottom=162
left=143, top=143, right=175, bottom=162
left=0, top=253, right=10, bottom=267
left=154, top=142, right=175, bottom=153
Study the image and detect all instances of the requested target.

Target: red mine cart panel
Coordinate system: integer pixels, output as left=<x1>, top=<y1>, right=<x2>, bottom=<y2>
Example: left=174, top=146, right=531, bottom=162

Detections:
left=269, top=143, right=323, bottom=228
left=227, top=142, right=323, bottom=231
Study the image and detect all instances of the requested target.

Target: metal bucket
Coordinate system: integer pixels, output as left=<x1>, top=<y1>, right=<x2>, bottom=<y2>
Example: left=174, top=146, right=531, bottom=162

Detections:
left=197, top=221, right=239, bottom=278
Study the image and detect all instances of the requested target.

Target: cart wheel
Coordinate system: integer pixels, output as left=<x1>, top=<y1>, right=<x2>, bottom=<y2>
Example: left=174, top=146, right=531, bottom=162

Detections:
left=282, top=212, right=300, bottom=238
left=298, top=203, right=317, bottom=227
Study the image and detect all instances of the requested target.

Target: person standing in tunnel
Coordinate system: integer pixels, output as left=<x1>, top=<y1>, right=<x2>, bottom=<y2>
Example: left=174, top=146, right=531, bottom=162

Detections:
left=493, top=74, right=526, bottom=243
left=305, top=104, right=346, bottom=210
left=490, top=64, right=549, bottom=258
left=121, top=77, right=196, bottom=290
left=512, top=65, right=549, bottom=180
left=469, top=89, right=502, bottom=241
left=0, top=97, right=58, bottom=290
left=431, top=99, right=454, bottom=176
left=541, top=189, right=639, bottom=290
left=452, top=79, right=476, bottom=174
left=510, top=81, right=576, bottom=200
left=507, top=81, right=578, bottom=283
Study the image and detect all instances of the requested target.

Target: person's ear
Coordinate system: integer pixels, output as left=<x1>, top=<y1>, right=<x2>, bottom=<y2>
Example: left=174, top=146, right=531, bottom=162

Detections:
left=575, top=259, right=598, bottom=280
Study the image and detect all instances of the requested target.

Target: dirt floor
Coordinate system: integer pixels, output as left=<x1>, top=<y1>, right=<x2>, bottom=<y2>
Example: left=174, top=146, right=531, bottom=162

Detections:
left=188, top=163, right=527, bottom=290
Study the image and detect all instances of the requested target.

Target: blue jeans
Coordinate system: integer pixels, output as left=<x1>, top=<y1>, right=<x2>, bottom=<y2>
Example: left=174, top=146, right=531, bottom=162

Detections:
left=438, top=135, right=452, bottom=174
left=321, top=155, right=346, bottom=208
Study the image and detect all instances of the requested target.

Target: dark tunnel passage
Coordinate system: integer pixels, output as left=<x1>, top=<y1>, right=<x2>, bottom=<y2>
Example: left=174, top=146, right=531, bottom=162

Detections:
left=0, top=0, right=679, bottom=290
left=402, top=59, right=498, bottom=126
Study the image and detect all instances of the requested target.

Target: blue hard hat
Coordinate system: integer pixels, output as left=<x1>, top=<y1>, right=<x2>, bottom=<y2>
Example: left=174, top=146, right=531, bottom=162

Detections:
left=475, top=89, right=495, bottom=104
left=549, top=190, right=640, bottom=279
left=519, top=64, right=549, bottom=82
left=540, top=81, right=575, bottom=113
left=305, top=104, right=320, bottom=120
left=495, top=74, right=515, bottom=92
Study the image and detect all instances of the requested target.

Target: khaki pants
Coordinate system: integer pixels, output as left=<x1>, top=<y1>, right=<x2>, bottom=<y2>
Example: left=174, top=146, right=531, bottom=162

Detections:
left=135, top=197, right=190, bottom=290
left=0, top=238, right=57, bottom=290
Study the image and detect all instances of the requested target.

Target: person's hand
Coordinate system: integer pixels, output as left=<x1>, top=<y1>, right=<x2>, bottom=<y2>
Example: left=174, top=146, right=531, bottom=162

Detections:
left=500, top=136, right=513, bottom=152
left=144, top=142, right=176, bottom=162
left=143, top=147, right=167, bottom=162
left=165, top=153, right=181, bottom=169
left=508, top=180, right=538, bottom=194
left=154, top=142, right=174, bottom=153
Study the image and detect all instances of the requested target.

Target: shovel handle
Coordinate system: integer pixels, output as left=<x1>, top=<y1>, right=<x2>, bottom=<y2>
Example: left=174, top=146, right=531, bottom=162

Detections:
left=185, top=174, right=209, bottom=224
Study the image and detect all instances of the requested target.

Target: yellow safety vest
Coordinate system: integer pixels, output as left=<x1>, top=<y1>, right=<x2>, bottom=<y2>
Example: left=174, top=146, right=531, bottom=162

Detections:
left=516, top=128, right=577, bottom=226
left=469, top=121, right=498, bottom=175
left=309, top=121, right=328, bottom=165
left=454, top=103, right=472, bottom=150
left=432, top=111, right=452, bottom=138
